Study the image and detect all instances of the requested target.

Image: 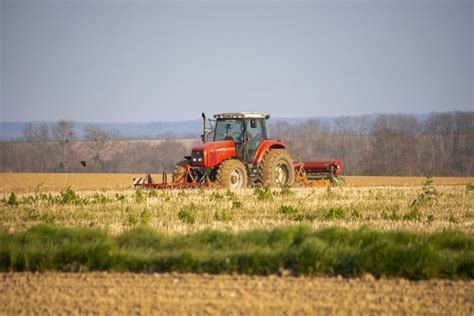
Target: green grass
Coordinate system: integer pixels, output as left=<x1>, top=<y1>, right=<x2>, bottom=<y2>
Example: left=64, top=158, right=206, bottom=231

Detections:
left=0, top=225, right=472, bottom=279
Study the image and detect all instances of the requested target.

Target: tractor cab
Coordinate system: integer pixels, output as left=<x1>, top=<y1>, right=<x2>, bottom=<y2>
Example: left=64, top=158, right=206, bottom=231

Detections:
left=212, top=113, right=270, bottom=162
left=202, top=112, right=270, bottom=163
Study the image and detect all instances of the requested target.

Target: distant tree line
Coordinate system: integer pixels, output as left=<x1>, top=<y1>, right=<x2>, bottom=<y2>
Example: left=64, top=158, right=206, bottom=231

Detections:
left=0, top=112, right=472, bottom=176
left=270, top=112, right=473, bottom=176
left=1, top=120, right=191, bottom=173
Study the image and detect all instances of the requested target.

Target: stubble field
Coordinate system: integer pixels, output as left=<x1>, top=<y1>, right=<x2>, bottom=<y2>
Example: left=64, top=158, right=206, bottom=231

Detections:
left=1, top=172, right=472, bottom=193
left=0, top=173, right=473, bottom=314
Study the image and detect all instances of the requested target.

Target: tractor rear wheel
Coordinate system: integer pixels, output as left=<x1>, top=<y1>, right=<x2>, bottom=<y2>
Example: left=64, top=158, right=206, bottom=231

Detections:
left=259, top=149, right=295, bottom=187
left=216, top=159, right=248, bottom=189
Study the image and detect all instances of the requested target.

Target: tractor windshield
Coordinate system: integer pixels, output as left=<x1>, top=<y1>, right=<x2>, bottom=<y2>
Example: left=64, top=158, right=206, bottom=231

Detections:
left=214, top=119, right=245, bottom=143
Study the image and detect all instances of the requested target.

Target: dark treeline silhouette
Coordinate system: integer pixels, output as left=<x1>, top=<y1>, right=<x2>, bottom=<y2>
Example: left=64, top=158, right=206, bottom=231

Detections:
left=0, top=112, right=472, bottom=176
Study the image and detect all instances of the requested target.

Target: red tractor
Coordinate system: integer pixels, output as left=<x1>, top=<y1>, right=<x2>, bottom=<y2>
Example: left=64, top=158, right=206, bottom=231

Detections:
left=134, top=112, right=342, bottom=189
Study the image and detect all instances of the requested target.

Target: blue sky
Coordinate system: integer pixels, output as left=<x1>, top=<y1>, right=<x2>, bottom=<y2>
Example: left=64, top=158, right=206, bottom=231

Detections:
left=1, top=0, right=472, bottom=122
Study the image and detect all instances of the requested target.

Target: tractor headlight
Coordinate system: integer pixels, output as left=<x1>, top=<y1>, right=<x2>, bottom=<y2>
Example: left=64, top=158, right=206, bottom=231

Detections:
left=191, top=151, right=204, bottom=163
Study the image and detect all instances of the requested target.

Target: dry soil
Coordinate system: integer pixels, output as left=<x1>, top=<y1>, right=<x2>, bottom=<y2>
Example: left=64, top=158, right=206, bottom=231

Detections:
left=1, top=273, right=472, bottom=315
left=1, top=173, right=473, bottom=193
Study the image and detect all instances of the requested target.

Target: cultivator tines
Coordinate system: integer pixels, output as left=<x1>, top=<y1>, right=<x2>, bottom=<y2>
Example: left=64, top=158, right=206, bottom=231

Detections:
left=133, top=165, right=212, bottom=190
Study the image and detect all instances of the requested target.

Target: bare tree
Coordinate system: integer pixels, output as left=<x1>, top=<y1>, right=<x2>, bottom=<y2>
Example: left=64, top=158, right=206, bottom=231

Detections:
left=364, top=115, right=420, bottom=176
left=52, top=120, right=76, bottom=172
left=22, top=123, right=50, bottom=142
left=269, top=121, right=292, bottom=140
left=21, top=123, right=51, bottom=171
left=452, top=112, right=474, bottom=175
left=155, top=140, right=188, bottom=171
left=83, top=124, right=113, bottom=171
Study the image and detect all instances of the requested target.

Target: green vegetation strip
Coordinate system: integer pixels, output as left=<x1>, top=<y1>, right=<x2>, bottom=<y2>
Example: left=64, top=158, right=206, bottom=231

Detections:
left=0, top=225, right=472, bottom=279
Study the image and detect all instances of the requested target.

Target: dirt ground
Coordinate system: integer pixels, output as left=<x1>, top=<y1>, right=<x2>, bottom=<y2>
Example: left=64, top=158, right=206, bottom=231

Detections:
left=1, top=173, right=473, bottom=193
left=1, top=273, right=472, bottom=315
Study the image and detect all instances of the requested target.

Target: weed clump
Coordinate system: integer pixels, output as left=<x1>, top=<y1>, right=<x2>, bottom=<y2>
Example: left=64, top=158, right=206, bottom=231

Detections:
left=321, top=207, right=347, bottom=220
left=135, top=190, right=146, bottom=204
left=411, top=176, right=438, bottom=210
left=7, top=192, right=18, bottom=206
left=404, top=176, right=439, bottom=221
left=178, top=203, right=197, bottom=225
left=140, top=209, right=151, bottom=225
left=59, top=188, right=82, bottom=205
left=382, top=207, right=401, bottom=221
left=351, top=209, right=362, bottom=220
left=126, top=207, right=139, bottom=226
left=277, top=205, right=318, bottom=222
left=278, top=205, right=305, bottom=221
left=210, top=192, right=224, bottom=200
left=115, top=193, right=126, bottom=202
left=254, top=186, right=273, bottom=201
left=279, top=205, right=299, bottom=216
left=92, top=193, right=110, bottom=204
left=232, top=200, right=242, bottom=209
left=214, top=209, right=232, bottom=222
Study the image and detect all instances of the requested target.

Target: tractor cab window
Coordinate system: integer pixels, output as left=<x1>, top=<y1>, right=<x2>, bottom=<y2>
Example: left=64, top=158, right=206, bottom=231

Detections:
left=246, top=119, right=265, bottom=160
left=214, top=119, right=245, bottom=143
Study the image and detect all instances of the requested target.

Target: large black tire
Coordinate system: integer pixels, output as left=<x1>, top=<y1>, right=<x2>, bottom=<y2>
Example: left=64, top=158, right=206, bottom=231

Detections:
left=259, top=149, right=295, bottom=187
left=216, top=159, right=248, bottom=189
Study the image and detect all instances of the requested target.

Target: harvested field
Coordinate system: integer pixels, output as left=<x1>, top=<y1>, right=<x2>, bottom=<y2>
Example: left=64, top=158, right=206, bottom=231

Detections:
left=0, top=173, right=473, bottom=193
left=1, top=173, right=472, bottom=314
left=1, top=273, right=472, bottom=315
left=345, top=176, right=474, bottom=187
left=0, top=173, right=147, bottom=193
left=1, top=185, right=472, bottom=234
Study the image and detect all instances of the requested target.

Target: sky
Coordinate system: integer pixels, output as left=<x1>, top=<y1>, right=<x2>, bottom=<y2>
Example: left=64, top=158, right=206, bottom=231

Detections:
left=0, top=0, right=472, bottom=123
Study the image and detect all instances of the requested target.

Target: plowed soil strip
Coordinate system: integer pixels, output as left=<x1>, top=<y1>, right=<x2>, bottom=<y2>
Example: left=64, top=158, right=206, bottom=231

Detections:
left=1, top=273, right=472, bottom=315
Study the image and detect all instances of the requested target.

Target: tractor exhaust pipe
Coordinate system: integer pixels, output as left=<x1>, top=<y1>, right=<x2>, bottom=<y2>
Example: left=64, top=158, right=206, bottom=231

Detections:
left=201, top=113, right=208, bottom=143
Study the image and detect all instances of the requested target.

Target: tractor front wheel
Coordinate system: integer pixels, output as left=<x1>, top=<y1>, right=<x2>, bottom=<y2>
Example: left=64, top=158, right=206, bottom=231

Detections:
left=259, top=149, right=295, bottom=187
left=216, top=159, right=248, bottom=189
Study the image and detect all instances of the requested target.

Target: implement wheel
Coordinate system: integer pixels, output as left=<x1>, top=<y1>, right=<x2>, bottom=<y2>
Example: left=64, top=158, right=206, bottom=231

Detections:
left=259, top=149, right=295, bottom=187
left=216, top=159, right=248, bottom=190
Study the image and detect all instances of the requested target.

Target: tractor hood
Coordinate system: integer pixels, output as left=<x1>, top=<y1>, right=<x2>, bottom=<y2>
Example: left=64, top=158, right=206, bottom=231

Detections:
left=191, top=140, right=236, bottom=168
left=192, top=140, right=235, bottom=152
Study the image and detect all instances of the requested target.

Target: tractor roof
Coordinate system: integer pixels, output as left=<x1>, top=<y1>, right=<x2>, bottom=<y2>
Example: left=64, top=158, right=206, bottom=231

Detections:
left=214, top=112, right=270, bottom=120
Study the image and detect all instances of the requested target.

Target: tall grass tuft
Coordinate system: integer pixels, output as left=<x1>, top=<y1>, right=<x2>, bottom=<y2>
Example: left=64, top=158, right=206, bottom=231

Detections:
left=6, top=192, right=18, bottom=206
left=411, top=176, right=438, bottom=209
left=178, top=203, right=197, bottom=224
left=59, top=187, right=83, bottom=205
